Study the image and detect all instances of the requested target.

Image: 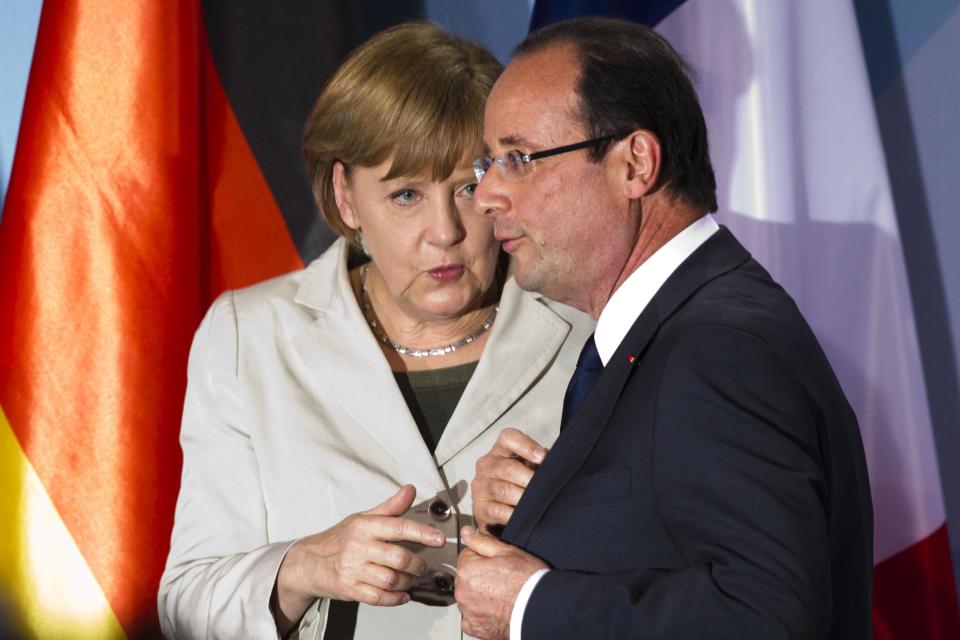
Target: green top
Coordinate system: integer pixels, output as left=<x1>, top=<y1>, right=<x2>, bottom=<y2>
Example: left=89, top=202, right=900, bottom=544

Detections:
left=393, top=360, right=479, bottom=454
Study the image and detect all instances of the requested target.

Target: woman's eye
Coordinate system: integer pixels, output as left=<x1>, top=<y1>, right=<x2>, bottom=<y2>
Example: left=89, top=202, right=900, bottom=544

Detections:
left=390, top=189, right=420, bottom=206
left=459, top=183, right=478, bottom=199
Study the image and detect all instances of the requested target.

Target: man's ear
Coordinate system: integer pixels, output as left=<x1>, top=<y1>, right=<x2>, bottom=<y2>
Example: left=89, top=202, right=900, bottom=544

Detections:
left=616, top=130, right=662, bottom=199
left=332, top=161, right=359, bottom=230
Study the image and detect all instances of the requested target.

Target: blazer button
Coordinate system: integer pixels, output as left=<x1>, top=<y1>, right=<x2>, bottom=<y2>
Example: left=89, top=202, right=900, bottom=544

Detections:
left=429, top=499, right=451, bottom=521
left=433, top=571, right=454, bottom=594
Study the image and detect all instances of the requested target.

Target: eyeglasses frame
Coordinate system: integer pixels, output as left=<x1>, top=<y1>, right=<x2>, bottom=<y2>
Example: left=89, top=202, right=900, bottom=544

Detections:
left=473, top=134, right=621, bottom=183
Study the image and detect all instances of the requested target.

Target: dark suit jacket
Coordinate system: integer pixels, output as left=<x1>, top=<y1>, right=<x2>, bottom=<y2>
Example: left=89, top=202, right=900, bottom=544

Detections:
left=503, top=227, right=873, bottom=639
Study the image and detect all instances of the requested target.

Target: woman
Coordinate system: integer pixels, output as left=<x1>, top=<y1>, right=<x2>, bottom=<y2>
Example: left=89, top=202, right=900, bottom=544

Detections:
left=158, top=22, right=593, bottom=640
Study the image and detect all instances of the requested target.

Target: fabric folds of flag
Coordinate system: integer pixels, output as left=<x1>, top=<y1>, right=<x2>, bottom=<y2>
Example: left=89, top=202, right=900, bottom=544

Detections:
left=532, top=0, right=960, bottom=637
left=0, top=0, right=433, bottom=635
left=0, top=1, right=305, bottom=636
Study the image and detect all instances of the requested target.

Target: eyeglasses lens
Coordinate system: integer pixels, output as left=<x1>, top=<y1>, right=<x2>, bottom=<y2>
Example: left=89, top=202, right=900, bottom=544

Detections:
left=473, top=157, right=490, bottom=183
left=503, top=150, right=526, bottom=180
left=474, top=150, right=530, bottom=182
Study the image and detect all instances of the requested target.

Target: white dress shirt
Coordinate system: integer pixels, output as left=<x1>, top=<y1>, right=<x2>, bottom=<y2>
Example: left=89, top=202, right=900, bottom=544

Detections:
left=509, top=214, right=719, bottom=640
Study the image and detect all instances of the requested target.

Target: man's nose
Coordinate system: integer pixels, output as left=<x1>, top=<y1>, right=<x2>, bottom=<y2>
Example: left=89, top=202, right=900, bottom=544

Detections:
left=474, top=168, right=507, bottom=218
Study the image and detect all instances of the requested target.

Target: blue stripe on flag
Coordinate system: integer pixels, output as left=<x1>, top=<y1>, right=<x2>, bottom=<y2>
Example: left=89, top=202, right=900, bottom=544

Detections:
left=530, top=0, right=689, bottom=30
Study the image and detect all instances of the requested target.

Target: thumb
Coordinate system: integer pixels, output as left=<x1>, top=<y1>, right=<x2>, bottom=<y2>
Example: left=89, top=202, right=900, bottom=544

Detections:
left=367, top=484, right=417, bottom=517
left=461, top=525, right=511, bottom=558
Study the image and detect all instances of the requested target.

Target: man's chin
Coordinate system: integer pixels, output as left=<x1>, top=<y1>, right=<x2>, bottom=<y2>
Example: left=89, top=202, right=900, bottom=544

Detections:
left=513, top=266, right=554, bottom=299
left=516, top=268, right=587, bottom=311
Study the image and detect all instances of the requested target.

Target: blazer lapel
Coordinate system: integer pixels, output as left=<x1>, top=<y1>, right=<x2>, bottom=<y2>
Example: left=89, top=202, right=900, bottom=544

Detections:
left=433, top=281, right=573, bottom=466
left=286, top=241, right=442, bottom=490
left=503, top=226, right=752, bottom=546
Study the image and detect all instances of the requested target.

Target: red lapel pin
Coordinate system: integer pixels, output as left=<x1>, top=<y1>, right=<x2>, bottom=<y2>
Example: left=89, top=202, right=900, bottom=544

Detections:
left=627, top=354, right=637, bottom=363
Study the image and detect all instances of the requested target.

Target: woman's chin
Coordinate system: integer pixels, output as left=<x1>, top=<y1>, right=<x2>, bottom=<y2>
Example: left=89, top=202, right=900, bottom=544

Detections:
left=418, top=303, right=477, bottom=322
left=411, top=291, right=492, bottom=322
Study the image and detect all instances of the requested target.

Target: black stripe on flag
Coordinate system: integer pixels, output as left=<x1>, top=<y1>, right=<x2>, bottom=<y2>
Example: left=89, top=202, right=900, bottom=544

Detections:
left=530, top=0, right=689, bottom=30
left=201, top=1, right=426, bottom=264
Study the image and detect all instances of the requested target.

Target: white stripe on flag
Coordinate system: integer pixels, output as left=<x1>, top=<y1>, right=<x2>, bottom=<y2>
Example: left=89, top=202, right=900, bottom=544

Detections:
left=657, top=0, right=945, bottom=563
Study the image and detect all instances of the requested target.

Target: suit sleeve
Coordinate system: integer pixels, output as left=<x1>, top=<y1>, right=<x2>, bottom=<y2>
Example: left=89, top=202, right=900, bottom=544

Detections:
left=523, top=327, right=832, bottom=639
left=157, top=293, right=310, bottom=639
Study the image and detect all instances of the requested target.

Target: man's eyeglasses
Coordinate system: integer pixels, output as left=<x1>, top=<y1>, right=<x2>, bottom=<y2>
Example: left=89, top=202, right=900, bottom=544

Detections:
left=473, top=135, right=619, bottom=183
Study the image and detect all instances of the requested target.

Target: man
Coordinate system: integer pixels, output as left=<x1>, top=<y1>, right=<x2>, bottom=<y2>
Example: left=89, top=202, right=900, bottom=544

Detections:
left=454, top=17, right=873, bottom=640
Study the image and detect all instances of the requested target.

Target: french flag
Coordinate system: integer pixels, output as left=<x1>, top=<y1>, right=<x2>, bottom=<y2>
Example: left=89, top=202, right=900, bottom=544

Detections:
left=533, top=0, right=960, bottom=637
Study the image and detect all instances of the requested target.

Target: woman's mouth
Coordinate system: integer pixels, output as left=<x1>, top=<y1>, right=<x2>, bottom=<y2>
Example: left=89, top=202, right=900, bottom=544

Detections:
left=428, top=265, right=464, bottom=282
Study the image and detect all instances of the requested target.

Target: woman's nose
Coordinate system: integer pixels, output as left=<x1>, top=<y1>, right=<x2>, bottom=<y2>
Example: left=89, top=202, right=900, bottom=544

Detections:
left=427, top=199, right=465, bottom=246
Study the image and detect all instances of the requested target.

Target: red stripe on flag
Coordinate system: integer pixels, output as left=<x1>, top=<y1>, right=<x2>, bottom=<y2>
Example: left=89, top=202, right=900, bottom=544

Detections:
left=200, top=32, right=303, bottom=293
left=0, top=1, right=301, bottom=634
left=873, top=524, right=960, bottom=639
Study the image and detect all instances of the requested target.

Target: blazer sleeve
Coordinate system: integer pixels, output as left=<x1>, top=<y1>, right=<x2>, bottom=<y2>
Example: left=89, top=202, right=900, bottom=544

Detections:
left=523, top=326, right=834, bottom=639
left=157, top=292, right=299, bottom=640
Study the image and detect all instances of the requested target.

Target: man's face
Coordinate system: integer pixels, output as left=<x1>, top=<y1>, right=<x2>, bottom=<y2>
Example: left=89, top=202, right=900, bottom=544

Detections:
left=475, top=44, right=629, bottom=314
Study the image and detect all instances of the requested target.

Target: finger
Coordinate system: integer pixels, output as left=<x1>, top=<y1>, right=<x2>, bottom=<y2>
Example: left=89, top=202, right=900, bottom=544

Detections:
left=474, top=477, right=525, bottom=508
left=353, top=584, right=410, bottom=607
left=362, top=563, right=418, bottom=593
left=365, top=484, right=417, bottom=517
left=475, top=500, right=514, bottom=529
left=492, top=428, right=547, bottom=465
left=365, top=515, right=445, bottom=547
left=476, top=454, right=535, bottom=488
left=460, top=525, right=512, bottom=558
left=364, top=540, right=428, bottom=576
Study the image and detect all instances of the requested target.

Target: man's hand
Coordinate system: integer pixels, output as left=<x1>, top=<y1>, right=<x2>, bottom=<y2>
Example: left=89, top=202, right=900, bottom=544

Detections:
left=456, top=526, right=548, bottom=640
left=472, top=428, right=547, bottom=534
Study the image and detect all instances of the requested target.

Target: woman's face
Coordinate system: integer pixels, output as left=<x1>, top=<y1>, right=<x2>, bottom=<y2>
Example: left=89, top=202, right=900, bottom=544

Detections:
left=333, top=159, right=501, bottom=322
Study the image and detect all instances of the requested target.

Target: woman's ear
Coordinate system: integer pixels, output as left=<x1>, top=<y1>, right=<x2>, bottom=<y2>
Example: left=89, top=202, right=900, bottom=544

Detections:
left=617, top=130, right=662, bottom=200
left=332, top=161, right=359, bottom=230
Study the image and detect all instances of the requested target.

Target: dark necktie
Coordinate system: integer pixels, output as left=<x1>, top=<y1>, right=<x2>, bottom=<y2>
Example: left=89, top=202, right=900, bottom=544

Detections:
left=561, top=334, right=603, bottom=428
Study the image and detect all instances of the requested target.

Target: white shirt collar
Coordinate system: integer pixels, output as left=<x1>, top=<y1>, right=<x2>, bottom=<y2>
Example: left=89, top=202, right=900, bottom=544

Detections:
left=594, top=214, right=719, bottom=365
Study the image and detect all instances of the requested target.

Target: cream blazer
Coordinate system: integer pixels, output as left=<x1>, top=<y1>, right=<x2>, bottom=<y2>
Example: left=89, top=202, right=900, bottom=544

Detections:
left=158, top=238, right=594, bottom=639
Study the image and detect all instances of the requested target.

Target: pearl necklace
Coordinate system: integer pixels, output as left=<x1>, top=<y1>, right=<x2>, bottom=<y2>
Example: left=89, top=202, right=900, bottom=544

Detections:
left=360, top=263, right=498, bottom=358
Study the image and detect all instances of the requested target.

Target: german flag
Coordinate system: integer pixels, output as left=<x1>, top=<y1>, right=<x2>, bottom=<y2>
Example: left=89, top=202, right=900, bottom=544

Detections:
left=0, top=1, right=421, bottom=637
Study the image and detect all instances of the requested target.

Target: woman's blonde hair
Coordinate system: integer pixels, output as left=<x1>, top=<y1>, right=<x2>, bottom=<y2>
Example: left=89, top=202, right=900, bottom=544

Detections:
left=301, top=21, right=503, bottom=245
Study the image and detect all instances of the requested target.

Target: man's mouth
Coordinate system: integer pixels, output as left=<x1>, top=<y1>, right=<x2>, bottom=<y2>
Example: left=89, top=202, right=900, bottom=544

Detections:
left=495, top=231, right=523, bottom=253
left=498, top=237, right=522, bottom=253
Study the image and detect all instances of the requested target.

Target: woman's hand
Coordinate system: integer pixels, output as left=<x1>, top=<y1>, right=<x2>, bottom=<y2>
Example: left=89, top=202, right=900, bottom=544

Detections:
left=471, top=428, right=547, bottom=535
left=273, top=485, right=444, bottom=632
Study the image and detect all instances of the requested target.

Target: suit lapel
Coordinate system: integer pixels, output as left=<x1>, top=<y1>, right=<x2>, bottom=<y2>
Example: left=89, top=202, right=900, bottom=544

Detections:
left=286, top=240, right=442, bottom=490
left=502, top=308, right=658, bottom=547
left=646, top=226, right=751, bottom=323
left=433, top=281, right=572, bottom=466
left=503, top=227, right=751, bottom=546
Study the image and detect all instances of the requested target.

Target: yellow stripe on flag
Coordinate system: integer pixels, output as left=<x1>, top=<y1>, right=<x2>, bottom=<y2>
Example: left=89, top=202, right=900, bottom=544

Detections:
left=0, top=405, right=127, bottom=639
